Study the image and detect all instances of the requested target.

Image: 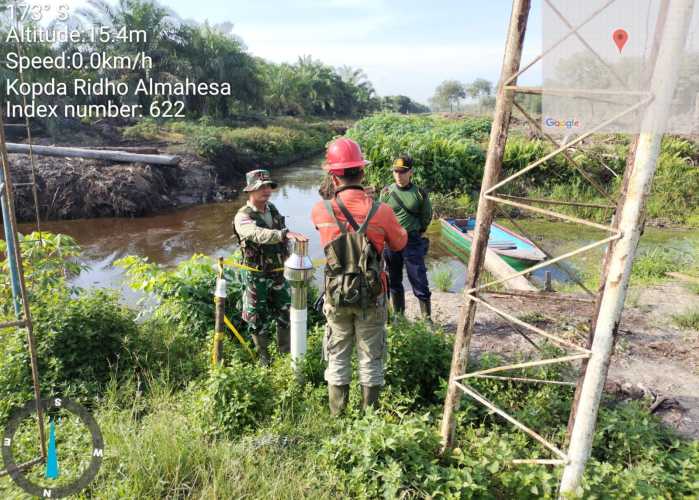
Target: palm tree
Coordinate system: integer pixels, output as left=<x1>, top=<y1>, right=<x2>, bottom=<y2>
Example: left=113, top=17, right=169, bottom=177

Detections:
left=77, top=0, right=185, bottom=107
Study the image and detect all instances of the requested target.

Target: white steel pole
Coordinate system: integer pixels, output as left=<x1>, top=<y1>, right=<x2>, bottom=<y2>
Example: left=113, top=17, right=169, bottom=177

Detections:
left=559, top=0, right=695, bottom=495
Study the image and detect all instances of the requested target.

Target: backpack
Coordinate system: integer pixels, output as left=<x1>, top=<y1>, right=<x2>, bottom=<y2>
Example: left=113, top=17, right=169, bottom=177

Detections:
left=322, top=196, right=384, bottom=309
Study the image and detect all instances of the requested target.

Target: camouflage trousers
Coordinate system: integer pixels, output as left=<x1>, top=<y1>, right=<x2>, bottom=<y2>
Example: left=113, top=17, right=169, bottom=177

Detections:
left=322, top=298, right=388, bottom=387
left=241, top=270, right=291, bottom=354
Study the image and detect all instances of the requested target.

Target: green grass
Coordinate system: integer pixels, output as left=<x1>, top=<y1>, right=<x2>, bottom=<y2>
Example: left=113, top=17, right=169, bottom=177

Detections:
left=2, top=235, right=699, bottom=499
left=673, top=312, right=699, bottom=330
left=430, top=264, right=455, bottom=292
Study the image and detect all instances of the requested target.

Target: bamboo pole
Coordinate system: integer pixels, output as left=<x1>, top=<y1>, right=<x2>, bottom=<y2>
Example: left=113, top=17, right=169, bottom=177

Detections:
left=474, top=375, right=576, bottom=387
left=559, top=1, right=694, bottom=494
left=0, top=113, right=47, bottom=460
left=0, top=456, right=44, bottom=478
left=457, top=354, right=590, bottom=380
left=440, top=0, right=531, bottom=451
left=483, top=290, right=594, bottom=304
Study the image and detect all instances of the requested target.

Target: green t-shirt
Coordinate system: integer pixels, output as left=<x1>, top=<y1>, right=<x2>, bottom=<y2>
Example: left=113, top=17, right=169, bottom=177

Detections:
left=379, top=183, right=432, bottom=234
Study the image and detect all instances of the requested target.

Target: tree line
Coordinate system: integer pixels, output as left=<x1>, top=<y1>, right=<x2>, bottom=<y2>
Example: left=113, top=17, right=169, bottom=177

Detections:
left=0, top=0, right=427, bottom=120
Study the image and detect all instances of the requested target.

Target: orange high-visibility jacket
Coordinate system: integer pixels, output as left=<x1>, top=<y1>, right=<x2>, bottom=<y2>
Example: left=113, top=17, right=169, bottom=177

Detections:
left=311, top=186, right=408, bottom=255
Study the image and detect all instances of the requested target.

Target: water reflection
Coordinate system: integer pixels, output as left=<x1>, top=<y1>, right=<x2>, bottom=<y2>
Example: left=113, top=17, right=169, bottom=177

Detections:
left=12, top=157, right=467, bottom=296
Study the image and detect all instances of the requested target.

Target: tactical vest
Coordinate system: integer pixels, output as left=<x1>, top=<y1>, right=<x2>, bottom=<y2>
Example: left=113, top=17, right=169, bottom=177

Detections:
left=322, top=197, right=384, bottom=309
left=234, top=203, right=289, bottom=272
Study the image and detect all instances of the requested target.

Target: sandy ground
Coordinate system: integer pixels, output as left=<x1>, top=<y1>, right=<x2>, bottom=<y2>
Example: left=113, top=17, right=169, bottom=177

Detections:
left=404, top=282, right=699, bottom=439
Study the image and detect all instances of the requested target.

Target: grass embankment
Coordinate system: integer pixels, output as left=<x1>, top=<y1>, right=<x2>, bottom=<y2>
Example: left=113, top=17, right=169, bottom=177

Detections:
left=123, top=116, right=346, bottom=182
left=1, top=234, right=698, bottom=498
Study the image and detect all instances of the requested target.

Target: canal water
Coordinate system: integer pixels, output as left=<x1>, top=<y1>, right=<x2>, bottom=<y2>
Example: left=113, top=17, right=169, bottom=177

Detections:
left=17, top=157, right=469, bottom=299
left=15, top=156, right=697, bottom=300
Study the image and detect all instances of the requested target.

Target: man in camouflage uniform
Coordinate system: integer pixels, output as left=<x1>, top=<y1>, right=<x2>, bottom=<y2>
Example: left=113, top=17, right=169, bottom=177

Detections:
left=233, top=169, right=308, bottom=366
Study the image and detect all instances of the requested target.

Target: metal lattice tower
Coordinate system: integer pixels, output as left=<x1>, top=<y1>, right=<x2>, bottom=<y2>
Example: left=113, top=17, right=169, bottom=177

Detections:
left=438, top=0, right=694, bottom=496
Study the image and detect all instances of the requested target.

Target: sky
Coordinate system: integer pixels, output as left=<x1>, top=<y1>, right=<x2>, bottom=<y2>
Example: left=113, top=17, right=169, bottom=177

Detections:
left=54, top=0, right=544, bottom=104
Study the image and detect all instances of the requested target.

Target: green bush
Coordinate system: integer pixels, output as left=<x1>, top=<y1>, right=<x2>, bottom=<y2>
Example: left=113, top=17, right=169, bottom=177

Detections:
left=347, top=113, right=487, bottom=194
left=196, top=360, right=276, bottom=438
left=631, top=247, right=691, bottom=284
left=0, top=289, right=140, bottom=421
left=130, top=318, right=209, bottom=386
left=431, top=264, right=455, bottom=291
left=298, top=324, right=326, bottom=387
left=673, top=311, right=699, bottom=330
left=385, top=318, right=452, bottom=404
left=116, top=254, right=244, bottom=339
left=646, top=139, right=699, bottom=223
left=318, top=413, right=461, bottom=498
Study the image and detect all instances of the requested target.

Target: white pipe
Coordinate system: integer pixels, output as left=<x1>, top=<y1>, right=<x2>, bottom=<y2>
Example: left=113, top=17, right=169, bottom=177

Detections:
left=290, top=306, right=307, bottom=370
left=559, top=1, right=694, bottom=496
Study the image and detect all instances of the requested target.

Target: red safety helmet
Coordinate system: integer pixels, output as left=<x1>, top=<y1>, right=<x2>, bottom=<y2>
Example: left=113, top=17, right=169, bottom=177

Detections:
left=322, top=138, right=370, bottom=174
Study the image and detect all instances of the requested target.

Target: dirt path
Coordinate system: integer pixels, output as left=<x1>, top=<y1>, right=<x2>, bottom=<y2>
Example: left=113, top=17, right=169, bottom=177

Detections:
left=404, top=282, right=699, bottom=439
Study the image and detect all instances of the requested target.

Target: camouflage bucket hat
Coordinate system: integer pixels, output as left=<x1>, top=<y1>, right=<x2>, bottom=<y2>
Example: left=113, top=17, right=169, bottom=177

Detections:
left=243, top=169, right=278, bottom=192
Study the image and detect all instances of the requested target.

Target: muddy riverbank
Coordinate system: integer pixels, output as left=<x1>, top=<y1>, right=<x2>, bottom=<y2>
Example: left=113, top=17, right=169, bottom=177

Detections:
left=5, top=118, right=337, bottom=222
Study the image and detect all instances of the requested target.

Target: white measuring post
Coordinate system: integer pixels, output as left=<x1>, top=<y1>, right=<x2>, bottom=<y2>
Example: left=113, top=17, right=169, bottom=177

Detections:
left=284, top=240, right=314, bottom=372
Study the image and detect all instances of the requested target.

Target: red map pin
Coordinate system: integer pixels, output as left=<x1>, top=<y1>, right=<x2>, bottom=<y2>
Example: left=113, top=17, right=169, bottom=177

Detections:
left=613, top=28, right=629, bottom=53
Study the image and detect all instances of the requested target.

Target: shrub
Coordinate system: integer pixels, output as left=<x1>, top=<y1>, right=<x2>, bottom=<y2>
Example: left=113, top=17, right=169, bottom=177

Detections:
left=631, top=247, right=691, bottom=284
left=116, top=254, right=244, bottom=339
left=298, top=324, right=326, bottom=387
left=385, top=318, right=452, bottom=404
left=646, top=141, right=699, bottom=223
left=195, top=360, right=276, bottom=438
left=0, top=289, right=140, bottom=421
left=431, top=264, right=455, bottom=291
left=672, top=311, right=699, bottom=330
left=318, top=413, right=460, bottom=498
left=347, top=113, right=487, bottom=194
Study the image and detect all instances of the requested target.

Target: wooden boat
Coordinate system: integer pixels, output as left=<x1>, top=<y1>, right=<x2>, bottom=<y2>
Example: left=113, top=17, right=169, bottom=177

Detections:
left=439, top=218, right=547, bottom=272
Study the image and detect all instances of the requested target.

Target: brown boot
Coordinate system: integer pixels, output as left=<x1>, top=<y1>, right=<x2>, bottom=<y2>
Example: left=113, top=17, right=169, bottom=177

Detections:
left=361, top=385, right=381, bottom=411
left=329, top=385, right=350, bottom=416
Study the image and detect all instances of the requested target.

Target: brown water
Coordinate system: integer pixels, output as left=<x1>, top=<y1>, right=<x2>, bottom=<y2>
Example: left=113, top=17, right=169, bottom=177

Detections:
left=16, top=157, right=469, bottom=299
left=13, top=156, right=696, bottom=301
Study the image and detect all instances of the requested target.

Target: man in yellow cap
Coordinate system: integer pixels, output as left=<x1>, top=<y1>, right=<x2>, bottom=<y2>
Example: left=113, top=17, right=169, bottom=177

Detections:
left=380, top=154, right=433, bottom=319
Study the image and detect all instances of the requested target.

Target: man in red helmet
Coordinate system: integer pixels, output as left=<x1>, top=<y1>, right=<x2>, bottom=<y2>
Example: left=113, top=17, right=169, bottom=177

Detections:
left=311, top=138, right=407, bottom=415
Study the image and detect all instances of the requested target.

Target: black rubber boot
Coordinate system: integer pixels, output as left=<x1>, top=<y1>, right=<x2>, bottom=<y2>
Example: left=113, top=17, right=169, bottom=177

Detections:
left=329, top=385, right=350, bottom=416
left=361, top=385, right=381, bottom=411
left=251, top=334, right=271, bottom=367
left=418, top=299, right=432, bottom=322
left=276, top=324, right=290, bottom=354
left=391, top=292, right=405, bottom=316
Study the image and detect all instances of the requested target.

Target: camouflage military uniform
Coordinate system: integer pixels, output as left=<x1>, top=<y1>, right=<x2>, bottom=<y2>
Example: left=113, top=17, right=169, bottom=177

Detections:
left=233, top=171, right=291, bottom=365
